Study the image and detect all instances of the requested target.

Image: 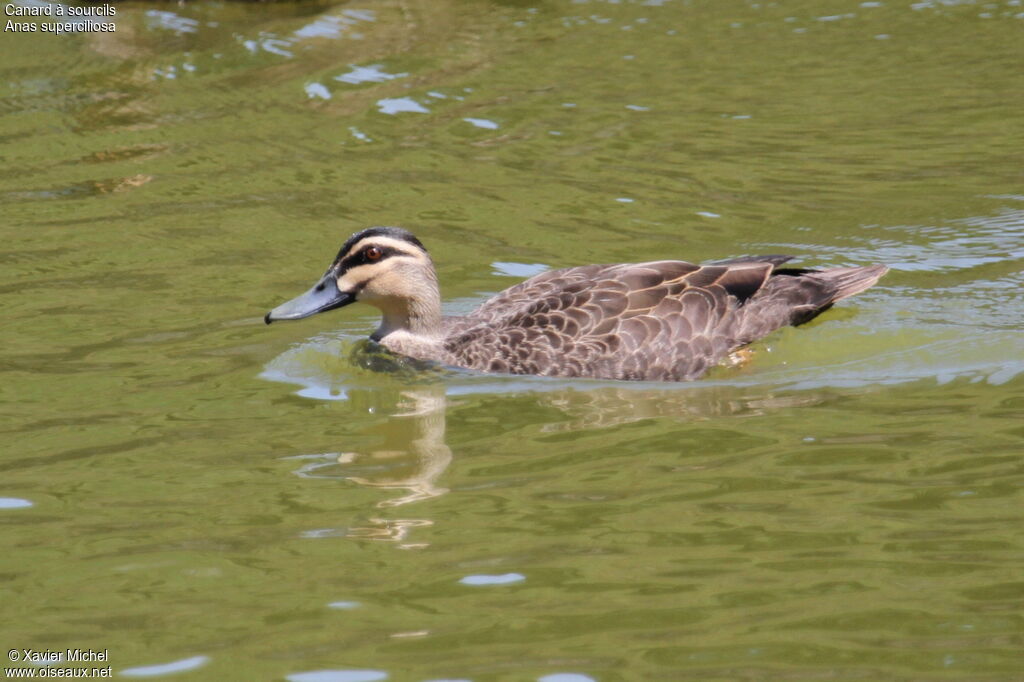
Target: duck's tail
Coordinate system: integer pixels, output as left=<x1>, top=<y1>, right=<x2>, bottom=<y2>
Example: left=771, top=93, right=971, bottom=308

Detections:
left=738, top=262, right=889, bottom=337
left=811, top=264, right=890, bottom=302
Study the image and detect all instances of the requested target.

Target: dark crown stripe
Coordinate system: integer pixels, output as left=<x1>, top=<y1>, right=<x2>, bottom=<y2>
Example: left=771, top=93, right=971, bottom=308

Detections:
left=339, top=244, right=411, bottom=271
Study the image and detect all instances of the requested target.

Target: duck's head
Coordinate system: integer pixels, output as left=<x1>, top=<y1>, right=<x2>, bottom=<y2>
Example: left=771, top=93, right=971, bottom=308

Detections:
left=265, top=226, right=437, bottom=326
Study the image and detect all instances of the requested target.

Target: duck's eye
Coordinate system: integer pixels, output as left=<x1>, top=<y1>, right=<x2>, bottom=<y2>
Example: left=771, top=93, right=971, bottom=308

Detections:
left=365, top=246, right=383, bottom=261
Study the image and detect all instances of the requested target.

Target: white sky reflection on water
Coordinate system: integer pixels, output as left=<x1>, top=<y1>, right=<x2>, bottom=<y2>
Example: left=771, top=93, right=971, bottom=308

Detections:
left=376, top=97, right=430, bottom=115
left=293, top=9, right=377, bottom=40
left=335, top=64, right=408, bottom=85
left=286, top=671, right=388, bottom=682
left=304, top=82, right=331, bottom=99
left=463, top=117, right=500, bottom=130
left=491, top=261, right=550, bottom=278
left=459, top=573, right=526, bottom=586
left=120, top=656, right=210, bottom=678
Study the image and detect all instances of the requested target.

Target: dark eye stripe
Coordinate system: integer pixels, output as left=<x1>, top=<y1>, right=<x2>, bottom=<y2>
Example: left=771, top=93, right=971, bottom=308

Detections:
left=339, top=245, right=411, bottom=271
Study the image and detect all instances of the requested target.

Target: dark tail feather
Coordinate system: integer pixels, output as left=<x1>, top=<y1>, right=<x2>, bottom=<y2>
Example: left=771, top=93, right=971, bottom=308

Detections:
left=735, top=263, right=888, bottom=339
left=813, top=264, right=890, bottom=302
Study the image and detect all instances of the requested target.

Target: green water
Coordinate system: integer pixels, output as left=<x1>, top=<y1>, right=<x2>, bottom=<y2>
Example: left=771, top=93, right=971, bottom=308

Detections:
left=2, top=1, right=1023, bottom=680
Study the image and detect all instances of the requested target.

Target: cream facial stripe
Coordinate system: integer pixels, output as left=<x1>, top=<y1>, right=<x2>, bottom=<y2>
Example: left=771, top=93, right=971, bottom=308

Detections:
left=334, top=226, right=426, bottom=259
left=347, top=236, right=424, bottom=258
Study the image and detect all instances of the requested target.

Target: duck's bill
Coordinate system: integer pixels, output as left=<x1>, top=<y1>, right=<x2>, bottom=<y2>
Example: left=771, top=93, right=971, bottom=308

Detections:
left=264, top=275, right=355, bottom=324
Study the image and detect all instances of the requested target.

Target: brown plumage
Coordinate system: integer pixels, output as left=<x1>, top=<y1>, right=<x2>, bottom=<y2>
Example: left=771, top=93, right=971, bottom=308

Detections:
left=265, top=227, right=889, bottom=382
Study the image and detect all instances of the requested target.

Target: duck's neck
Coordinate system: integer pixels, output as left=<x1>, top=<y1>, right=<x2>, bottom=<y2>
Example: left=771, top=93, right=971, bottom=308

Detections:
left=373, top=294, right=442, bottom=340
left=363, top=260, right=446, bottom=361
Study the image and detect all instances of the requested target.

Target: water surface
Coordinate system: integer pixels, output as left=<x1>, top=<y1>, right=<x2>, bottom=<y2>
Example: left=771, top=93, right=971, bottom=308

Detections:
left=1, top=0, right=1022, bottom=679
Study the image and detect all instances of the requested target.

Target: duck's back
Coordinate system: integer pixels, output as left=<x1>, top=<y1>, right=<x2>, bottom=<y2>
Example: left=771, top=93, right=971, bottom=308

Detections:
left=442, top=258, right=887, bottom=381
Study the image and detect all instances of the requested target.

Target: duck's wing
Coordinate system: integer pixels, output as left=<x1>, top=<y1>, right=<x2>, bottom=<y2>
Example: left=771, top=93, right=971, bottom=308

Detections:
left=463, top=263, right=621, bottom=325
left=451, top=260, right=782, bottom=379
left=453, top=258, right=888, bottom=381
left=467, top=258, right=795, bottom=324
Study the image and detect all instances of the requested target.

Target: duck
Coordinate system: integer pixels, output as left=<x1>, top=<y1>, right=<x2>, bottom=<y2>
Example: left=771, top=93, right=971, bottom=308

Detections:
left=265, top=226, right=888, bottom=382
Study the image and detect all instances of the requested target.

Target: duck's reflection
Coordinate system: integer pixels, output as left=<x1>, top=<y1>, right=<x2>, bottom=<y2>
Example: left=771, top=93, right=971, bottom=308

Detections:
left=263, top=338, right=829, bottom=546
left=281, top=386, right=448, bottom=548
left=264, top=340, right=451, bottom=547
left=296, top=385, right=452, bottom=507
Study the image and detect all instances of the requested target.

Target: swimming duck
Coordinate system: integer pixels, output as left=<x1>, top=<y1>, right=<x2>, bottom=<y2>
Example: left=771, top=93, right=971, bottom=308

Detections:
left=265, top=227, right=888, bottom=382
